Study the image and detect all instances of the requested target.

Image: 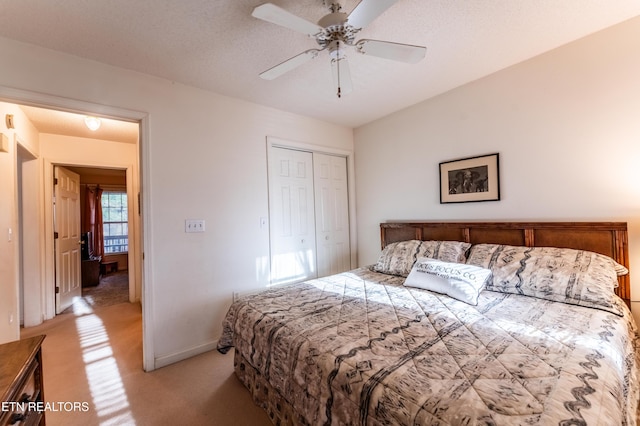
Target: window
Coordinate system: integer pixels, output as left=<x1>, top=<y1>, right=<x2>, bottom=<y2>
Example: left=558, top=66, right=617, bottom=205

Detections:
left=102, top=191, right=128, bottom=254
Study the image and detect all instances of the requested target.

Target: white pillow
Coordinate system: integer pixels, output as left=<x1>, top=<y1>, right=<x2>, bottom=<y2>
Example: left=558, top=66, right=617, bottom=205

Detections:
left=404, top=258, right=492, bottom=305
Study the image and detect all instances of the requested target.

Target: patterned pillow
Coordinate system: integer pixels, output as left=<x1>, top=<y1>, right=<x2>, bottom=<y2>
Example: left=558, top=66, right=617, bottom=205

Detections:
left=404, top=258, right=492, bottom=305
left=613, top=262, right=630, bottom=276
left=466, top=244, right=625, bottom=315
left=372, top=240, right=471, bottom=277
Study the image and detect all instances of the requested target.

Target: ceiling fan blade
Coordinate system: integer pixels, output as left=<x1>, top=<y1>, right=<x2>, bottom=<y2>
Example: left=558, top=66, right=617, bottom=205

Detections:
left=356, top=39, right=426, bottom=63
left=252, top=3, right=322, bottom=36
left=331, top=57, right=353, bottom=98
left=347, top=0, right=398, bottom=29
left=259, top=49, right=320, bottom=80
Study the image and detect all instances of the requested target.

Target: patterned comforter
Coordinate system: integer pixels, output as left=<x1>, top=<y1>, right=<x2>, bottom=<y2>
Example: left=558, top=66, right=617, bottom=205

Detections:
left=218, top=267, right=639, bottom=425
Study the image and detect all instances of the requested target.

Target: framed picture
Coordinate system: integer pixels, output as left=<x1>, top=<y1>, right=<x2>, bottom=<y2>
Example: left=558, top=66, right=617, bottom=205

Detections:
left=439, top=153, right=500, bottom=203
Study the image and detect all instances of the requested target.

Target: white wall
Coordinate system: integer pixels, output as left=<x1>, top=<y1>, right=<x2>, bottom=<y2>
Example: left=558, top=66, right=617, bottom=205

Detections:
left=0, top=103, right=40, bottom=342
left=0, top=37, right=353, bottom=367
left=354, top=17, right=640, bottom=321
left=0, top=116, right=18, bottom=342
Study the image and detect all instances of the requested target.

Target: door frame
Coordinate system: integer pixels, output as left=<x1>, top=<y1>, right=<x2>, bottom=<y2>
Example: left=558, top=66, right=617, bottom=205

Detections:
left=0, top=84, right=155, bottom=372
left=266, top=136, right=357, bottom=272
left=46, top=162, right=136, bottom=313
left=15, top=138, right=42, bottom=328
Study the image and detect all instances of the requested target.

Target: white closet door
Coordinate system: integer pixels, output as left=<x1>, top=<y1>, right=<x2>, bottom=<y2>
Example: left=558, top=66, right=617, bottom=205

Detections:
left=314, top=153, right=351, bottom=277
left=268, top=147, right=317, bottom=285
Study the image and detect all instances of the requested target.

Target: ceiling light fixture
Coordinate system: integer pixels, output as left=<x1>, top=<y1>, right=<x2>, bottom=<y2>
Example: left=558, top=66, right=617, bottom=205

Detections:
left=84, top=116, right=101, bottom=131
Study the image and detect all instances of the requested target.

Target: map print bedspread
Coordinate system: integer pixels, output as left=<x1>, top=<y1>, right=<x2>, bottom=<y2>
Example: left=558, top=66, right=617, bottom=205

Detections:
left=218, top=268, right=639, bottom=425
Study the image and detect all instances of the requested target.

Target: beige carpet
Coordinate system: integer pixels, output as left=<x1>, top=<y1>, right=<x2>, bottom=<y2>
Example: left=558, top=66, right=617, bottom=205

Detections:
left=21, top=302, right=272, bottom=425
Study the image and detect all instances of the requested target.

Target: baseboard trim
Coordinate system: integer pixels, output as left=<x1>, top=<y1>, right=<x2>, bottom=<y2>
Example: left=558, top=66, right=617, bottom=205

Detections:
left=154, top=340, right=218, bottom=369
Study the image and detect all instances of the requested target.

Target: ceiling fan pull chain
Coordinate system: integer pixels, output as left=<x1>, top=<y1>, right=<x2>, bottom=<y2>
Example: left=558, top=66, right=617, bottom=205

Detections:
left=336, top=42, right=342, bottom=98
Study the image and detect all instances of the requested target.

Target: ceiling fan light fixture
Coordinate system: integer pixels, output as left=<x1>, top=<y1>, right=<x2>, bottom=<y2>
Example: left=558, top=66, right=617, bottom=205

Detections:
left=328, top=41, right=346, bottom=60
left=252, top=1, right=426, bottom=96
left=84, top=116, right=101, bottom=131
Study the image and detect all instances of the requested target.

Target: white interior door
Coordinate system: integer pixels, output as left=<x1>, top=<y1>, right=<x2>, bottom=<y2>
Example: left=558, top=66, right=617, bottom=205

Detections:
left=314, top=153, right=351, bottom=277
left=54, top=166, right=82, bottom=313
left=268, top=147, right=317, bottom=285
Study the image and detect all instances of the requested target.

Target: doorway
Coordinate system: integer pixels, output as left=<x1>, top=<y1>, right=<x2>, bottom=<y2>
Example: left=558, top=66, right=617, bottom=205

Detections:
left=8, top=103, right=142, bottom=335
left=60, top=165, right=131, bottom=314
left=26, top=109, right=141, bottom=322
left=2, top=86, right=153, bottom=370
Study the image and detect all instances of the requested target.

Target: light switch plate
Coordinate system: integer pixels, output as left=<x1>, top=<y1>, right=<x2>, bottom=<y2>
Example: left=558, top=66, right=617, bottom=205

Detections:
left=185, top=219, right=205, bottom=233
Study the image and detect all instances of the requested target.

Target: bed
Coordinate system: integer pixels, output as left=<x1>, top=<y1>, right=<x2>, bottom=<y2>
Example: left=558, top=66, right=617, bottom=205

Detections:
left=218, top=221, right=638, bottom=425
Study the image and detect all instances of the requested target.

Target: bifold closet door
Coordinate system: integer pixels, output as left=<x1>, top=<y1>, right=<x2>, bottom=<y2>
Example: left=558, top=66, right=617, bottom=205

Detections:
left=268, top=147, right=317, bottom=285
left=313, top=153, right=350, bottom=277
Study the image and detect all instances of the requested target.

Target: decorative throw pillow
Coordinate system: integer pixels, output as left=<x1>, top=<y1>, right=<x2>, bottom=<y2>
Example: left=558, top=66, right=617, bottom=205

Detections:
left=466, top=244, right=625, bottom=315
left=404, top=258, right=492, bottom=305
left=372, top=240, right=471, bottom=277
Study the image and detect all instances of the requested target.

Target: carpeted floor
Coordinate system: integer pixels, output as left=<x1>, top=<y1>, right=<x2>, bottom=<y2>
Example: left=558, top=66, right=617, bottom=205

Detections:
left=21, top=296, right=272, bottom=425
left=63, top=270, right=129, bottom=314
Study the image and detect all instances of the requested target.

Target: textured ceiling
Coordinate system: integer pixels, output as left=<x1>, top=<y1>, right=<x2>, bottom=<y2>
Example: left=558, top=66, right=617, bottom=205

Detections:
left=1, top=0, right=639, bottom=129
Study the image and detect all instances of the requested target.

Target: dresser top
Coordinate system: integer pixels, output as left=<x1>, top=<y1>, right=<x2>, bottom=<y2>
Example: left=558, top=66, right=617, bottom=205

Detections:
left=0, top=335, right=45, bottom=402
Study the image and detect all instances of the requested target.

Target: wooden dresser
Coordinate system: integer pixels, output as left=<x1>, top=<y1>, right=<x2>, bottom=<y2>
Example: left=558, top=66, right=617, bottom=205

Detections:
left=0, top=335, right=46, bottom=426
left=81, top=258, right=101, bottom=287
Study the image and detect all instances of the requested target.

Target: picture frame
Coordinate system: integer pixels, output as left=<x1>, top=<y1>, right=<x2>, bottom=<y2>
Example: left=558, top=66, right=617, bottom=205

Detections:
left=439, top=153, right=500, bottom=203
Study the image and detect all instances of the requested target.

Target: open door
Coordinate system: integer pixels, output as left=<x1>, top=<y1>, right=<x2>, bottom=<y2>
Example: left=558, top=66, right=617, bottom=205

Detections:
left=54, top=166, right=82, bottom=313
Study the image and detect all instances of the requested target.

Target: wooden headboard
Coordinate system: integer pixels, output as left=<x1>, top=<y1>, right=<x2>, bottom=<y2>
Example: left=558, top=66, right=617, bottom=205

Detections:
left=380, top=221, right=630, bottom=303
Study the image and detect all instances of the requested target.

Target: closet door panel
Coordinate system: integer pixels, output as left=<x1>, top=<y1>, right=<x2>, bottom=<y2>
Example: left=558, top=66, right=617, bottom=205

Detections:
left=269, top=147, right=317, bottom=284
left=314, top=153, right=351, bottom=278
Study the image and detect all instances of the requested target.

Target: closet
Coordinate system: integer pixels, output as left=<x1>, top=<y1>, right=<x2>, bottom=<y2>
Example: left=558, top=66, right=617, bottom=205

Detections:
left=268, top=145, right=350, bottom=285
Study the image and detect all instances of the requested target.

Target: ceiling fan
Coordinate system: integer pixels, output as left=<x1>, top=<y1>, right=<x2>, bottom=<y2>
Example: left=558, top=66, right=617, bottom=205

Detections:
left=252, top=0, right=427, bottom=98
